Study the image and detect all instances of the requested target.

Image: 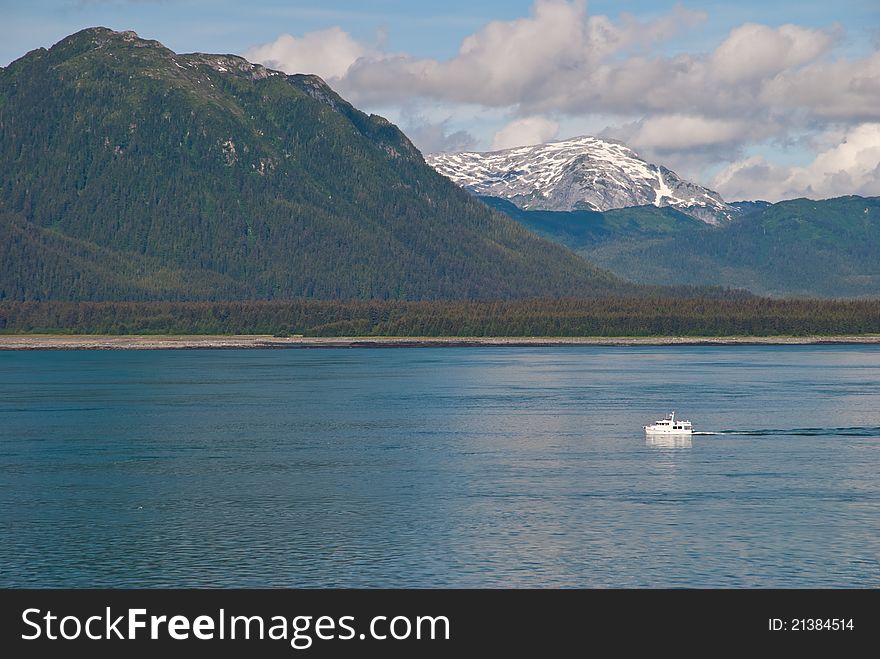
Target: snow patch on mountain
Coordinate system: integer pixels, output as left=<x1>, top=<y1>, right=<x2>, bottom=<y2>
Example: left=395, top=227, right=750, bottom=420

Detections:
left=427, top=136, right=733, bottom=224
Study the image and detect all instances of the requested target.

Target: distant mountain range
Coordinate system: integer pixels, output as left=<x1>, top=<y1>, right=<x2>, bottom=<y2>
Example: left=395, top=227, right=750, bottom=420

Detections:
left=427, top=136, right=733, bottom=224
left=0, top=27, right=626, bottom=301
left=428, top=137, right=880, bottom=297
left=483, top=195, right=880, bottom=297
left=2, top=27, right=876, bottom=303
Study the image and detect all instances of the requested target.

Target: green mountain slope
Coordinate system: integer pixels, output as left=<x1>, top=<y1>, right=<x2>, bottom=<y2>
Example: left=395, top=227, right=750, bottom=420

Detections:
left=0, top=27, right=624, bottom=301
left=480, top=197, right=705, bottom=244
left=486, top=195, right=880, bottom=297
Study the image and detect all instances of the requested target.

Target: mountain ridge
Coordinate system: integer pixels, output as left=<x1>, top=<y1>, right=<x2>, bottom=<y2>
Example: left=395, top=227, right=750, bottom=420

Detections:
left=0, top=27, right=628, bottom=301
left=427, top=135, right=734, bottom=224
left=486, top=194, right=880, bottom=297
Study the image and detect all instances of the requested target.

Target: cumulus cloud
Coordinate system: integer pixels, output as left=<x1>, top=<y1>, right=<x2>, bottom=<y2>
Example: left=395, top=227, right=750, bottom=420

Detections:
left=246, top=2, right=877, bottom=127
left=245, top=27, right=373, bottom=80
left=244, top=1, right=880, bottom=200
left=491, top=116, right=560, bottom=151
left=709, top=23, right=835, bottom=84
left=319, top=2, right=863, bottom=125
left=760, top=51, right=880, bottom=120
left=402, top=118, right=477, bottom=154
left=627, top=115, right=751, bottom=151
left=713, top=123, right=880, bottom=201
left=336, top=0, right=709, bottom=112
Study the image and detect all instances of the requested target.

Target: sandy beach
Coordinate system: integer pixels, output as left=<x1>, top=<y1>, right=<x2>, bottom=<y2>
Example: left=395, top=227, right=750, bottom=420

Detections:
left=2, top=334, right=880, bottom=350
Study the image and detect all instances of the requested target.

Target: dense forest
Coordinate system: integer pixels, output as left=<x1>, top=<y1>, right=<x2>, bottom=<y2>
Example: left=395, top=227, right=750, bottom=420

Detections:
left=0, top=27, right=621, bottom=301
left=485, top=196, right=880, bottom=297
left=2, top=298, right=878, bottom=337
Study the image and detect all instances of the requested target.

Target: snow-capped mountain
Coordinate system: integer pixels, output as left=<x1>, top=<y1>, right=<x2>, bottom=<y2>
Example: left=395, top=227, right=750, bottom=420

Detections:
left=427, top=136, right=733, bottom=224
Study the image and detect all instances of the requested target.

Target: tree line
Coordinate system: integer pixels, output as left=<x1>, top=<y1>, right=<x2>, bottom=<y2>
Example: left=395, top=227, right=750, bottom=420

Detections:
left=1, top=298, right=878, bottom=337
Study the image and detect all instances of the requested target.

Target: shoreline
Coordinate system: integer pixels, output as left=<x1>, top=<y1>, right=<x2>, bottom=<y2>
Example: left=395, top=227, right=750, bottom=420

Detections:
left=2, top=334, right=880, bottom=350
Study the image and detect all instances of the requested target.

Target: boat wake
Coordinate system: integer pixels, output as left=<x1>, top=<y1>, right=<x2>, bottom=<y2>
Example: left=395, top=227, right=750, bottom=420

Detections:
left=694, top=427, right=880, bottom=437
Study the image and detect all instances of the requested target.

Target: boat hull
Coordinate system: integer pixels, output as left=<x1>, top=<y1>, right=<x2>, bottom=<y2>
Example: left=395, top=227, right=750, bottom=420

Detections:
left=644, top=428, right=693, bottom=435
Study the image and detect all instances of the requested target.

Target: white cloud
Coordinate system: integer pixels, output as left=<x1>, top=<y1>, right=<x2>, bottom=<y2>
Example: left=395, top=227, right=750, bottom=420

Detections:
left=245, top=27, right=373, bottom=80
left=628, top=115, right=751, bottom=151
left=403, top=117, right=477, bottom=154
left=709, top=23, right=835, bottom=84
left=713, top=123, right=880, bottom=201
left=323, top=2, right=865, bottom=126
left=242, top=1, right=880, bottom=200
left=491, top=116, right=560, bottom=150
left=760, top=51, right=880, bottom=120
left=245, top=3, right=877, bottom=129
left=332, top=0, right=708, bottom=110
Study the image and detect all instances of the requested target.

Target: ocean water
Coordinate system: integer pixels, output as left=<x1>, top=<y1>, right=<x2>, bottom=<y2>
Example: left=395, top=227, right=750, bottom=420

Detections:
left=1, top=345, right=878, bottom=588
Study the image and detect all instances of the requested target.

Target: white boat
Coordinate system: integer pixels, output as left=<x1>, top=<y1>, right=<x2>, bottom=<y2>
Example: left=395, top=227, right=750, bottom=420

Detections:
left=644, top=411, right=693, bottom=435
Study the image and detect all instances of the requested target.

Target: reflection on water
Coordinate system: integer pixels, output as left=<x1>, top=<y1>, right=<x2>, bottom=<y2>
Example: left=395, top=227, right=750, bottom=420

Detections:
left=646, top=434, right=693, bottom=449
left=1, top=345, right=880, bottom=588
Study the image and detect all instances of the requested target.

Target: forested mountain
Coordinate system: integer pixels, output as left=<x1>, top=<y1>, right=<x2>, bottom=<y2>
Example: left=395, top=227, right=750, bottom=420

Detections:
left=0, top=27, right=625, bottom=301
left=486, top=196, right=880, bottom=297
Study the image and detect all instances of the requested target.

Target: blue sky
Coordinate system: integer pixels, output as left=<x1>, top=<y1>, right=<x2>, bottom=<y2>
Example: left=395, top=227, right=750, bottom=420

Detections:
left=3, top=1, right=877, bottom=65
left=2, top=1, right=879, bottom=200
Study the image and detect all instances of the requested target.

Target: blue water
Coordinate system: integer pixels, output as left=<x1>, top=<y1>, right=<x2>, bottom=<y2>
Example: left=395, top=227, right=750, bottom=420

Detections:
left=1, top=345, right=879, bottom=587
